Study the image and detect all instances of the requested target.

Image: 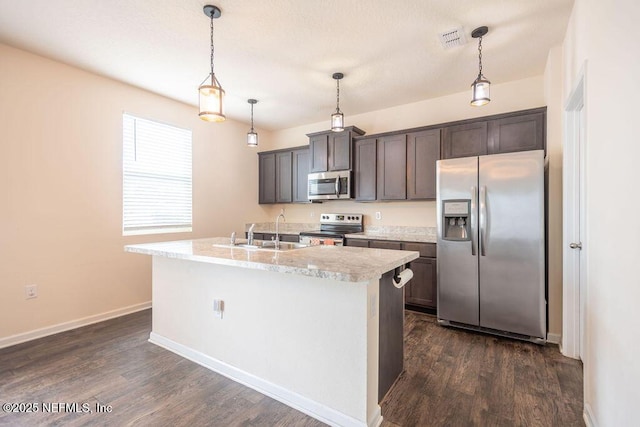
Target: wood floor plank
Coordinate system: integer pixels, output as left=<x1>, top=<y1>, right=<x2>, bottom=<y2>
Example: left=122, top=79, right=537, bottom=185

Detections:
left=0, top=309, right=584, bottom=427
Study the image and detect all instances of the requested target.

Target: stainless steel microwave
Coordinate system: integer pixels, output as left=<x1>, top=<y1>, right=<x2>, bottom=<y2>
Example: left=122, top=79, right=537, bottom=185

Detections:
left=308, top=170, right=351, bottom=200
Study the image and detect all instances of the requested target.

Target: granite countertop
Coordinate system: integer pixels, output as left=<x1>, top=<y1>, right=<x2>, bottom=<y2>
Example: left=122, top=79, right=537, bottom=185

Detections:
left=125, top=237, right=418, bottom=283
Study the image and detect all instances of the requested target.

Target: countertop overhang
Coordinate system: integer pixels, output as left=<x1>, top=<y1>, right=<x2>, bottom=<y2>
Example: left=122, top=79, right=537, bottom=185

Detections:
left=125, top=237, right=419, bottom=282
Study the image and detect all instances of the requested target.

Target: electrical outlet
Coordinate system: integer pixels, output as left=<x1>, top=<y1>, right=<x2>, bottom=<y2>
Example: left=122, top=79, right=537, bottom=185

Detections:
left=213, top=299, right=224, bottom=319
left=375, top=211, right=382, bottom=220
left=25, top=284, right=37, bottom=299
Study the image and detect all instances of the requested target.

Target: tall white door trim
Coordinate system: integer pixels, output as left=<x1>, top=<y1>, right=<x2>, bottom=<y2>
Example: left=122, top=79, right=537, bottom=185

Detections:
left=562, top=63, right=587, bottom=360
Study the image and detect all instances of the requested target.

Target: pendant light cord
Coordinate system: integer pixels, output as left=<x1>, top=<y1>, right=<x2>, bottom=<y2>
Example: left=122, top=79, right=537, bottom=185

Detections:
left=210, top=14, right=215, bottom=76
left=250, top=102, right=255, bottom=132
left=335, top=78, right=341, bottom=113
left=477, top=36, right=483, bottom=76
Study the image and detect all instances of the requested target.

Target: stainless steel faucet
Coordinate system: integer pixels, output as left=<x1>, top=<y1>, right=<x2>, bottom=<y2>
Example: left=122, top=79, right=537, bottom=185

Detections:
left=248, top=223, right=256, bottom=245
left=274, top=209, right=286, bottom=249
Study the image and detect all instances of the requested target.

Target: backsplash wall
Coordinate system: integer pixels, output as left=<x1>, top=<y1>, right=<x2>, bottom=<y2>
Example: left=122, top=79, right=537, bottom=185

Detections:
left=259, top=200, right=437, bottom=228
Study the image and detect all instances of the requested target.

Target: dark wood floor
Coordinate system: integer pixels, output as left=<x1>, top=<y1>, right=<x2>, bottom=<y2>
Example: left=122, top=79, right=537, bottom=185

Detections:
left=0, top=309, right=583, bottom=427
left=382, top=312, right=584, bottom=427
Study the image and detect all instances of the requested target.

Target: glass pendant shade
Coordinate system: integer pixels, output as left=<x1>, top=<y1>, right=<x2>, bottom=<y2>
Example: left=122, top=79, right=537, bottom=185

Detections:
left=471, top=74, right=490, bottom=107
left=331, top=110, right=344, bottom=132
left=199, top=73, right=225, bottom=122
left=247, top=131, right=258, bottom=147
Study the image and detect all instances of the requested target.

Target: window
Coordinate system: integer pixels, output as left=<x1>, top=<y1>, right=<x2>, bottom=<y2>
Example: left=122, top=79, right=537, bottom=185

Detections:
left=122, top=113, right=192, bottom=235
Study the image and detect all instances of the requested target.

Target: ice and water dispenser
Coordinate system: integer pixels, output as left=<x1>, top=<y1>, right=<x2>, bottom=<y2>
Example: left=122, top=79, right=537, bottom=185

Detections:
left=442, top=200, right=471, bottom=241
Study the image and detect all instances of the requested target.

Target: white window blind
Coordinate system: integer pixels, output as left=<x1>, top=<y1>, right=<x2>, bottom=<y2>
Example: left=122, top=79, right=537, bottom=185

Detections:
left=123, top=114, right=192, bottom=235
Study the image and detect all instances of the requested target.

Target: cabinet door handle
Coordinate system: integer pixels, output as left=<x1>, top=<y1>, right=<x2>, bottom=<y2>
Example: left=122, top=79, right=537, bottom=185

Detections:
left=470, top=186, right=477, bottom=256
left=569, top=242, right=582, bottom=250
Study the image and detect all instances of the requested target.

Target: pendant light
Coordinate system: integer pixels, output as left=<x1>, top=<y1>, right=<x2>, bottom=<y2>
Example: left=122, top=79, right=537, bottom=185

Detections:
left=470, top=26, right=490, bottom=107
left=198, top=5, right=225, bottom=122
left=247, top=99, right=258, bottom=147
left=331, top=72, right=344, bottom=132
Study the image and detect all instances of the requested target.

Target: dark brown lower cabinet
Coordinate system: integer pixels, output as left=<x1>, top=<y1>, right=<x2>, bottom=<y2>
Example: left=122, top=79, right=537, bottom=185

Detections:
left=369, top=240, right=402, bottom=250
left=345, top=238, right=437, bottom=311
left=404, top=257, right=436, bottom=309
left=345, top=239, right=369, bottom=248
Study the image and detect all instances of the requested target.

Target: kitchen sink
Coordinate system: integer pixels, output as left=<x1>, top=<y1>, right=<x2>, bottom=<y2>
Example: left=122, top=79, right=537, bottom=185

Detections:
left=213, top=240, right=309, bottom=252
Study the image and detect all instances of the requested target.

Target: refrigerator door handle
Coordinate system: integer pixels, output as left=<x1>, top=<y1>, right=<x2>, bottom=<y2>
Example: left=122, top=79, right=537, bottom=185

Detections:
left=470, top=186, right=477, bottom=256
left=480, top=185, right=487, bottom=256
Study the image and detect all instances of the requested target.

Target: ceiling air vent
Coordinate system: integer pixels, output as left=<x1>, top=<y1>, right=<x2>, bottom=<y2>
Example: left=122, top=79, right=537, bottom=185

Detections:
left=438, top=27, right=467, bottom=49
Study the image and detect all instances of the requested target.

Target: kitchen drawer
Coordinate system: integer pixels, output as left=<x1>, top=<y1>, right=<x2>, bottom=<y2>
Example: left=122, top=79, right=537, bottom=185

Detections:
left=345, top=238, right=369, bottom=248
left=401, top=242, right=436, bottom=258
left=370, top=240, right=403, bottom=250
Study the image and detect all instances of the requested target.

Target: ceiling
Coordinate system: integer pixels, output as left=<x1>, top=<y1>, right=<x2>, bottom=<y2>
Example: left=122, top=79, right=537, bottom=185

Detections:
left=0, top=0, right=573, bottom=131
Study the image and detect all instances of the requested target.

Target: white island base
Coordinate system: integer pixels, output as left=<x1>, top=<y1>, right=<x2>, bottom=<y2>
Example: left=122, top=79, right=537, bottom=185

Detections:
left=151, top=256, right=382, bottom=427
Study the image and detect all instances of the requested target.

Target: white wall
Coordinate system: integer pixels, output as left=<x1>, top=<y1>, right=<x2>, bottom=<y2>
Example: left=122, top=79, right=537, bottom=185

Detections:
left=562, top=1, right=640, bottom=424
left=0, top=44, right=270, bottom=343
left=544, top=45, right=565, bottom=344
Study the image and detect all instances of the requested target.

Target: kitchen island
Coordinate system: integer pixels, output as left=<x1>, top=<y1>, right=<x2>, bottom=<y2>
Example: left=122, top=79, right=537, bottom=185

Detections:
left=125, top=237, right=418, bottom=427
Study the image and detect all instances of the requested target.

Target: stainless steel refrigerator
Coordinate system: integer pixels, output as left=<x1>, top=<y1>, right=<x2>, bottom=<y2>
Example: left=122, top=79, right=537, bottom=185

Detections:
left=436, top=150, right=546, bottom=343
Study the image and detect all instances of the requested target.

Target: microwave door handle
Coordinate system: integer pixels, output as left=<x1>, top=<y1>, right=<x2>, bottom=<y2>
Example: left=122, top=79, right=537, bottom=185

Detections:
left=335, top=178, right=340, bottom=196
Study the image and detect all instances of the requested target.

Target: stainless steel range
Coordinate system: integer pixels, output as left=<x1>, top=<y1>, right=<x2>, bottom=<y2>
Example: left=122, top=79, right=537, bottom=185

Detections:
left=299, top=213, right=363, bottom=246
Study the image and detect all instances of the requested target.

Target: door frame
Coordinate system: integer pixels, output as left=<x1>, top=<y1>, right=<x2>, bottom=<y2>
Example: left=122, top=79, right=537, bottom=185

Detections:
left=562, top=63, right=587, bottom=360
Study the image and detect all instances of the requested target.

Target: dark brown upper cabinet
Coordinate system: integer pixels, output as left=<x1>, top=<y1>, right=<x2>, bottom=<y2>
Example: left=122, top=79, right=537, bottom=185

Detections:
left=328, top=132, right=352, bottom=171
left=353, top=129, right=441, bottom=202
left=354, top=138, right=377, bottom=201
left=407, top=129, right=440, bottom=200
left=488, top=112, right=545, bottom=154
left=292, top=147, right=310, bottom=203
left=309, top=134, right=328, bottom=172
left=275, top=151, right=292, bottom=203
left=258, top=146, right=308, bottom=205
left=442, top=108, right=546, bottom=159
left=258, top=153, right=276, bottom=204
left=377, top=134, right=407, bottom=200
left=441, top=122, right=488, bottom=159
left=307, top=126, right=365, bottom=172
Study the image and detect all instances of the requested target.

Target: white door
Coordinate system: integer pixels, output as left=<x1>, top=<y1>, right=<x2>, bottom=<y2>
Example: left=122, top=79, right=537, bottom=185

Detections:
left=563, top=71, right=587, bottom=360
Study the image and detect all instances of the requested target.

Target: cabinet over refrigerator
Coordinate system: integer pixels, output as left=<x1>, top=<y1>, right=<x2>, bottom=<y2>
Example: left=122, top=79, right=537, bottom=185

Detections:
left=436, top=150, right=546, bottom=343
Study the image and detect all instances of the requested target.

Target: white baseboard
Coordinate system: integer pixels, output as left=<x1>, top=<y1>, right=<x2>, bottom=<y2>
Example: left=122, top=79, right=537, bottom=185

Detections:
left=584, top=403, right=597, bottom=427
left=547, top=332, right=561, bottom=344
left=0, top=301, right=152, bottom=349
left=149, top=332, right=379, bottom=427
